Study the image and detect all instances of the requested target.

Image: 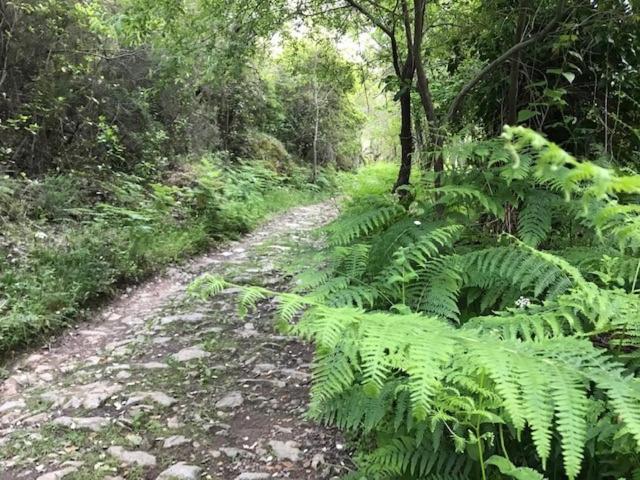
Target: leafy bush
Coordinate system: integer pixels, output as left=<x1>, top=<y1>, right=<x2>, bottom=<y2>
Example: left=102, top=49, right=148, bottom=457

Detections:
left=193, top=128, right=640, bottom=479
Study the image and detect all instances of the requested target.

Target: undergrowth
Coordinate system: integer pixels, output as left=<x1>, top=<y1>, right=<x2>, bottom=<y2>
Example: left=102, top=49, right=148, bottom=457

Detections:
left=192, top=127, right=640, bottom=480
left=0, top=155, right=332, bottom=355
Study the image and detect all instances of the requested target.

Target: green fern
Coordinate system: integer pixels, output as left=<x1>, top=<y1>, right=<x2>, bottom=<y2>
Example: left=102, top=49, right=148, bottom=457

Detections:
left=190, top=127, right=640, bottom=480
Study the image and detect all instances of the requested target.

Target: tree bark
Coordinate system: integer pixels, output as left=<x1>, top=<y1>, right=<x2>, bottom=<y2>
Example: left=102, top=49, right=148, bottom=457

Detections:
left=394, top=89, right=413, bottom=192
left=312, top=79, right=320, bottom=183
left=506, top=0, right=529, bottom=126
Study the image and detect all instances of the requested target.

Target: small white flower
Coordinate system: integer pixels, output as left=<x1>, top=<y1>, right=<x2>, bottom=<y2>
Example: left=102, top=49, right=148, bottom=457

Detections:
left=414, top=220, right=422, bottom=226
left=34, top=231, right=48, bottom=240
left=515, top=296, right=531, bottom=309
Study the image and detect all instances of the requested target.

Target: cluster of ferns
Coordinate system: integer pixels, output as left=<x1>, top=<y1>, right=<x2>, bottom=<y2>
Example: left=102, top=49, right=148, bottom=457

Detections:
left=191, top=127, right=640, bottom=480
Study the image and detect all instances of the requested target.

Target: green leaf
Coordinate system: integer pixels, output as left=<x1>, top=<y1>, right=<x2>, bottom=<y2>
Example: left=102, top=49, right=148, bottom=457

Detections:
left=486, top=455, right=547, bottom=480
left=562, top=72, right=576, bottom=84
left=517, top=110, right=538, bottom=123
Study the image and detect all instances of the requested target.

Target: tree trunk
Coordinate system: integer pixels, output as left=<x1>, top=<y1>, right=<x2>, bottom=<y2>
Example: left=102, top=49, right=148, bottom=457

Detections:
left=506, top=0, right=528, bottom=126
left=393, top=89, right=413, bottom=192
left=414, top=109, right=425, bottom=161
left=312, top=85, right=319, bottom=183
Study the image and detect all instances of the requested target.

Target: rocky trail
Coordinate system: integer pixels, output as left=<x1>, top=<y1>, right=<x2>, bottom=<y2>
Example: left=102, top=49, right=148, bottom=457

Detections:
left=0, top=202, right=350, bottom=480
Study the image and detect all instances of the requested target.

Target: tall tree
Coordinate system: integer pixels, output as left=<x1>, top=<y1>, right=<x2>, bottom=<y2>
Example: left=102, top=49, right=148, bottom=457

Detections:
left=304, top=0, right=567, bottom=189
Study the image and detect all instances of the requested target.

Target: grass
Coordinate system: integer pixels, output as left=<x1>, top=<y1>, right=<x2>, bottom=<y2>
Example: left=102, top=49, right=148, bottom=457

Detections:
left=0, top=156, right=336, bottom=356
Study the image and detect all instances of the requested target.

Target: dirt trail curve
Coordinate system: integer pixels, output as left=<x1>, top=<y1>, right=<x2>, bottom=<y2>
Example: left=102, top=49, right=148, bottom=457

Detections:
left=0, top=201, right=350, bottom=480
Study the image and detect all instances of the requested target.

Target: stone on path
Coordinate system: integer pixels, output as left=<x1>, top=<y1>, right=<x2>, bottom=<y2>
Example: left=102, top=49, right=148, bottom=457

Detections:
left=163, top=435, right=190, bottom=448
left=0, top=399, right=26, bottom=413
left=252, top=363, right=276, bottom=375
left=115, top=370, right=132, bottom=380
left=127, top=391, right=177, bottom=408
left=171, top=347, right=210, bottom=362
left=41, top=381, right=122, bottom=410
left=235, top=474, right=270, bottom=480
left=160, top=313, right=207, bottom=325
left=167, top=416, right=184, bottom=429
left=219, top=447, right=252, bottom=459
left=36, top=467, right=77, bottom=480
left=36, top=462, right=83, bottom=480
left=157, top=462, right=202, bottom=480
left=215, top=391, right=243, bottom=409
left=52, top=416, right=111, bottom=432
left=23, top=412, right=50, bottom=425
left=107, top=446, right=156, bottom=467
left=269, top=439, right=302, bottom=462
left=139, top=361, right=168, bottom=370
left=280, top=368, right=310, bottom=382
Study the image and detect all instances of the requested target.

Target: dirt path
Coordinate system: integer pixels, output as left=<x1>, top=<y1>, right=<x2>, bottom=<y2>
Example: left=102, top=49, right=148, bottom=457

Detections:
left=0, top=201, right=350, bottom=480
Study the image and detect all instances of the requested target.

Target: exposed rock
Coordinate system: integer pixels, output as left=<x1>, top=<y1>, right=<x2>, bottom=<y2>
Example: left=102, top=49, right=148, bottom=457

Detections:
left=215, top=391, right=243, bottom=409
left=235, top=474, right=270, bottom=480
left=171, top=347, right=210, bottom=362
left=139, top=362, right=168, bottom=370
left=127, top=391, right=177, bottom=408
left=126, top=433, right=143, bottom=446
left=115, top=371, right=132, bottom=380
left=239, top=378, right=286, bottom=389
left=280, top=368, right=310, bottom=382
left=163, top=435, right=190, bottom=448
left=311, top=453, right=326, bottom=470
left=269, top=440, right=301, bottom=462
left=52, top=416, right=111, bottom=432
left=219, top=447, right=252, bottom=459
left=36, top=462, right=83, bottom=480
left=41, top=381, right=122, bottom=410
left=252, top=363, right=277, bottom=375
left=0, top=399, right=26, bottom=413
left=238, top=322, right=259, bottom=338
left=107, top=446, right=156, bottom=467
left=23, top=412, right=50, bottom=425
left=160, top=313, right=207, bottom=325
left=1, top=377, right=20, bottom=396
left=167, top=416, right=184, bottom=429
left=157, top=462, right=202, bottom=480
left=36, top=466, right=78, bottom=480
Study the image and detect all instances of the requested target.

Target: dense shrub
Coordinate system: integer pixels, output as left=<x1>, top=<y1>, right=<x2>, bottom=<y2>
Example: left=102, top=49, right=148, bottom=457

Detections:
left=194, top=128, right=640, bottom=480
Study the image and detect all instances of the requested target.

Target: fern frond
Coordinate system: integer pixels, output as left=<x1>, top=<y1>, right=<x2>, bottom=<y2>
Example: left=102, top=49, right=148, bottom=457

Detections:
left=404, top=256, right=463, bottom=321
left=237, top=286, right=268, bottom=315
left=327, top=200, right=405, bottom=246
left=187, top=274, right=229, bottom=299
left=360, top=436, right=474, bottom=478
left=433, top=185, right=503, bottom=217
left=517, top=192, right=558, bottom=247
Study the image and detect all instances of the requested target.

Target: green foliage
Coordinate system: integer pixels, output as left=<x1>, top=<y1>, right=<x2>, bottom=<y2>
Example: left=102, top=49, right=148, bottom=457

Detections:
left=0, top=158, right=328, bottom=355
left=273, top=36, right=364, bottom=170
left=192, top=128, right=640, bottom=480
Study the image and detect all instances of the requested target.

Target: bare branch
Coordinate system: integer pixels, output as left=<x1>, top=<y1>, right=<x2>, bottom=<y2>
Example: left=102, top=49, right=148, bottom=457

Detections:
left=344, top=0, right=394, bottom=38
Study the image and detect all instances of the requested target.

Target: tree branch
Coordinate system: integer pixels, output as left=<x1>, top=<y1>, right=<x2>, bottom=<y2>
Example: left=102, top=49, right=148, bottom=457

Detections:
left=344, top=0, right=394, bottom=38
left=344, top=0, right=402, bottom=76
left=444, top=0, right=566, bottom=123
